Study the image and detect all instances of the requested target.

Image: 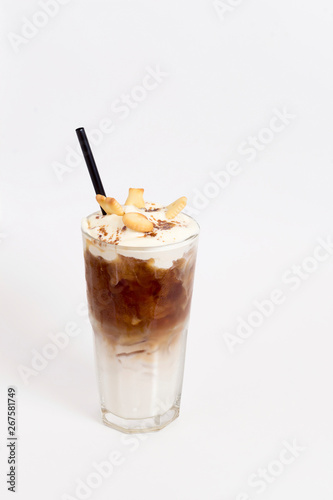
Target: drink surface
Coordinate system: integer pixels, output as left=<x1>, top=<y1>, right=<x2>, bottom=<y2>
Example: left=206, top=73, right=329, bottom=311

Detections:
left=82, top=202, right=199, bottom=248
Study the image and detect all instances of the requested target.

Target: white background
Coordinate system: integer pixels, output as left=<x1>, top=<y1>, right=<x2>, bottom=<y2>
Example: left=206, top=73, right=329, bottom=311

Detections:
left=1, top=0, right=333, bottom=498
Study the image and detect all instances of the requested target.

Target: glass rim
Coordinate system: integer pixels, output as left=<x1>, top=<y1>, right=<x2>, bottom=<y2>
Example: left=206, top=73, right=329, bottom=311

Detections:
left=81, top=211, right=200, bottom=252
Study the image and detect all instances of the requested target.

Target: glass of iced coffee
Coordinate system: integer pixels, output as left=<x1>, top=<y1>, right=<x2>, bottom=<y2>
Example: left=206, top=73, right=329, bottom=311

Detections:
left=81, top=189, right=199, bottom=433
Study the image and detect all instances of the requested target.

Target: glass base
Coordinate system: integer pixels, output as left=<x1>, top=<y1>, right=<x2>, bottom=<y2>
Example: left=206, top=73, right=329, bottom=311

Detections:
left=101, top=405, right=180, bottom=434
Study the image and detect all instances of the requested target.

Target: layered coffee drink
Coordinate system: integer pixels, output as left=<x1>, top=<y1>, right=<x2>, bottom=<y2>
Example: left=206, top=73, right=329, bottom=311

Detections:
left=82, top=189, right=199, bottom=433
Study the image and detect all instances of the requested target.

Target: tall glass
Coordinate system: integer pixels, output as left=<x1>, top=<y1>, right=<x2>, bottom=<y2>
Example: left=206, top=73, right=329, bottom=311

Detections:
left=82, top=214, right=199, bottom=433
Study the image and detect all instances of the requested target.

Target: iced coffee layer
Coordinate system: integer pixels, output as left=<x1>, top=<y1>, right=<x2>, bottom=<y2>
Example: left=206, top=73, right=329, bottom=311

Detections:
left=92, top=316, right=186, bottom=359
left=84, top=246, right=197, bottom=346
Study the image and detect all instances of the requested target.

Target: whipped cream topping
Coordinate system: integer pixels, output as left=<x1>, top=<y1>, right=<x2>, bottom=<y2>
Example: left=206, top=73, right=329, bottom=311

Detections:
left=82, top=202, right=199, bottom=269
left=82, top=202, right=199, bottom=248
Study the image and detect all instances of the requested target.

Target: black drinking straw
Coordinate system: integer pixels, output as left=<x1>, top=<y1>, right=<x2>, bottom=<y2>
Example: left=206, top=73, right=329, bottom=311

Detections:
left=75, top=127, right=107, bottom=215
